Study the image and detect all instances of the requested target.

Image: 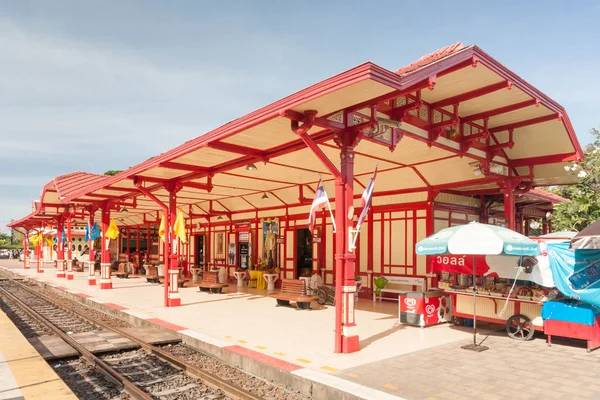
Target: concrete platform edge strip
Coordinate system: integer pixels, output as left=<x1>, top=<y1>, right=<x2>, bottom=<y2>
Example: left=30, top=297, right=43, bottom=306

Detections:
left=293, top=368, right=406, bottom=400
left=1, top=267, right=400, bottom=400
left=178, top=329, right=231, bottom=348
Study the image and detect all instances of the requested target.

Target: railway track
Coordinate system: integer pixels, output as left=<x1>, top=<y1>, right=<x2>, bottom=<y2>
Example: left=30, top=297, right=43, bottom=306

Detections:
left=0, top=279, right=264, bottom=400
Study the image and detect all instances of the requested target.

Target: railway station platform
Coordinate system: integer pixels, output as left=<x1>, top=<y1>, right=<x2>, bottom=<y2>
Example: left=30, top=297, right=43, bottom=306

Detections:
left=4, top=261, right=600, bottom=400
left=0, top=303, right=76, bottom=400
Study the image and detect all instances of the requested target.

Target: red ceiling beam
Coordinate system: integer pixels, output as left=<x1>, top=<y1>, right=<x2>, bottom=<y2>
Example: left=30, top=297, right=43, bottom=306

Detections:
left=175, top=129, right=337, bottom=183
left=510, top=152, right=579, bottom=167
left=489, top=113, right=561, bottom=133
left=430, top=80, right=510, bottom=109
left=157, top=162, right=211, bottom=173
left=281, top=109, right=345, bottom=131
left=207, top=141, right=267, bottom=159
left=462, top=99, right=539, bottom=122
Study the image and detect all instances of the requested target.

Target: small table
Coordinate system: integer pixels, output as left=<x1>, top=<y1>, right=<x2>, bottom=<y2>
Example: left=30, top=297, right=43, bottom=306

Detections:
left=263, top=273, right=279, bottom=291
left=190, top=267, right=202, bottom=283
left=233, top=271, right=247, bottom=288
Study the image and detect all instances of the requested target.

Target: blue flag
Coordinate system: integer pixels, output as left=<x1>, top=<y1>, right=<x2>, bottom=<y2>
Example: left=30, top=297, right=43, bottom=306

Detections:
left=85, top=223, right=100, bottom=242
left=53, top=229, right=67, bottom=245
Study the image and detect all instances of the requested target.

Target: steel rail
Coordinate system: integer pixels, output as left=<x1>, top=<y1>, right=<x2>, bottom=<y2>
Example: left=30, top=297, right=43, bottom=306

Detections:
left=0, top=285, right=153, bottom=400
left=6, top=278, right=263, bottom=400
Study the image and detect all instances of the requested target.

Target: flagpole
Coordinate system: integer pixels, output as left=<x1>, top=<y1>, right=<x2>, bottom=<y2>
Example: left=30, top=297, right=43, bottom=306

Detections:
left=325, top=196, right=337, bottom=233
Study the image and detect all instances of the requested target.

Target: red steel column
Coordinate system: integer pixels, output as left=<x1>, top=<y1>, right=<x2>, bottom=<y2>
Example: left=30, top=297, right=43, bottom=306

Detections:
left=126, top=228, right=131, bottom=264
left=335, top=135, right=359, bottom=353
left=500, top=179, right=518, bottom=231
left=66, top=218, right=74, bottom=280
left=23, top=231, right=30, bottom=269
left=166, top=188, right=181, bottom=307
left=88, top=211, right=96, bottom=285
left=136, top=226, right=140, bottom=266
left=56, top=218, right=66, bottom=278
left=37, top=226, right=44, bottom=273
left=100, top=205, right=113, bottom=289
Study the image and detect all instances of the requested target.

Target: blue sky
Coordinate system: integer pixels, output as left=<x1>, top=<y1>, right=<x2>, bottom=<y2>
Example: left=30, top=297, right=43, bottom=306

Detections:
left=1, top=0, right=599, bottom=232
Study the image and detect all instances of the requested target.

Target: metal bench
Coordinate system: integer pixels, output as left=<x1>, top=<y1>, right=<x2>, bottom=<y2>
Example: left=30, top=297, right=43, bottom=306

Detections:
left=198, top=271, right=227, bottom=293
left=269, top=279, right=317, bottom=310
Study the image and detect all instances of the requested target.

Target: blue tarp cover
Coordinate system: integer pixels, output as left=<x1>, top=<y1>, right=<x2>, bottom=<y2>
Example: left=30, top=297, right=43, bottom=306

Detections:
left=547, top=242, right=600, bottom=308
left=542, top=299, right=600, bottom=326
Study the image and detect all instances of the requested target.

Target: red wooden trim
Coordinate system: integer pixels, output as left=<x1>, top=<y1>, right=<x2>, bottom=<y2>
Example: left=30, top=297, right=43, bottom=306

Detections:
left=489, top=113, right=559, bottom=133
left=207, top=141, right=266, bottom=159
left=430, top=81, right=509, bottom=109
left=510, top=152, right=579, bottom=167
left=462, top=99, right=538, bottom=122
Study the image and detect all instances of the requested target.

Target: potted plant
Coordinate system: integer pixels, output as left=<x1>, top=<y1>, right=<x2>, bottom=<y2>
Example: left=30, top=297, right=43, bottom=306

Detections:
left=373, top=276, right=388, bottom=296
left=354, top=275, right=363, bottom=294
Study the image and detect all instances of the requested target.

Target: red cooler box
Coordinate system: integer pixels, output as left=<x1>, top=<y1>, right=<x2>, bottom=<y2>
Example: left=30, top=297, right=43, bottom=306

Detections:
left=399, top=290, right=451, bottom=327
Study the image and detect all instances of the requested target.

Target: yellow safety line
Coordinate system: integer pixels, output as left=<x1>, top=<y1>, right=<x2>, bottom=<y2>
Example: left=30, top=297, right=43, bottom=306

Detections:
left=383, top=384, right=398, bottom=390
left=296, top=358, right=311, bottom=364
left=321, top=366, right=338, bottom=372
left=237, top=340, right=247, bottom=344
left=254, top=345, right=267, bottom=350
left=274, top=352, right=286, bottom=356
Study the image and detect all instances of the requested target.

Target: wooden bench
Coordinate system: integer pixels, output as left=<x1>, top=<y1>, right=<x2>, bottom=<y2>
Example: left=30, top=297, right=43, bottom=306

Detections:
left=269, top=279, right=317, bottom=310
left=198, top=271, right=227, bottom=293
left=146, top=265, right=163, bottom=283
left=115, top=263, right=129, bottom=279
left=373, top=276, right=426, bottom=302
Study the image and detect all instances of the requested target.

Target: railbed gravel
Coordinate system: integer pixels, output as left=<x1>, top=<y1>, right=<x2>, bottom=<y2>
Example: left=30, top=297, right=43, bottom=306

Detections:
left=0, top=295, right=54, bottom=337
left=101, top=349, right=230, bottom=400
left=161, top=343, right=313, bottom=400
left=17, top=280, right=133, bottom=329
left=52, top=357, right=126, bottom=400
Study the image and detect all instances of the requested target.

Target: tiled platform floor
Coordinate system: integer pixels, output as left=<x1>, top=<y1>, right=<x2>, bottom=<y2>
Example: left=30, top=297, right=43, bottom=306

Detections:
left=4, top=261, right=600, bottom=399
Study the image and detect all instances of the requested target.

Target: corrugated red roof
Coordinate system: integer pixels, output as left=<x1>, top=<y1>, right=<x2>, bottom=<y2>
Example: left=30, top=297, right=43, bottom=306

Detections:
left=527, top=188, right=569, bottom=204
left=52, top=171, right=107, bottom=200
left=396, top=42, right=466, bottom=75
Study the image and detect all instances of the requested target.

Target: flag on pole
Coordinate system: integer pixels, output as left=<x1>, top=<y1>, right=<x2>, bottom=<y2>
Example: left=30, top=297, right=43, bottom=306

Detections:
left=30, top=232, right=42, bottom=246
left=356, top=166, right=378, bottom=231
left=86, top=223, right=100, bottom=241
left=158, top=213, right=166, bottom=241
left=105, top=220, right=120, bottom=251
left=105, top=220, right=120, bottom=240
left=173, top=209, right=187, bottom=243
left=308, top=179, right=336, bottom=233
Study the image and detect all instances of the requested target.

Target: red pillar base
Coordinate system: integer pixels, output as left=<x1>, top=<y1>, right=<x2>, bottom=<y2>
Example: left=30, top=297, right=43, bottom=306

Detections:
left=38, top=269, right=44, bottom=273
left=100, top=282, right=113, bottom=289
left=67, top=274, right=74, bottom=280
left=167, top=297, right=181, bottom=307
left=88, top=278, right=96, bottom=285
left=341, top=335, right=360, bottom=353
left=57, top=273, right=66, bottom=278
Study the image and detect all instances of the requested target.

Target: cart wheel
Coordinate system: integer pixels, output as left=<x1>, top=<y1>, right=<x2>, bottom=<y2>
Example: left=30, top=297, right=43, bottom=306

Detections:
left=316, top=288, right=327, bottom=305
left=506, top=314, right=534, bottom=341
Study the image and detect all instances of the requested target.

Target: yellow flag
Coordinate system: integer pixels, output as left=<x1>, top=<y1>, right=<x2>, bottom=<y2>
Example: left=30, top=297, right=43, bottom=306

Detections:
left=173, top=208, right=187, bottom=243
left=45, top=236, right=53, bottom=247
left=105, top=220, right=120, bottom=240
left=158, top=213, right=165, bottom=241
left=30, top=232, right=42, bottom=246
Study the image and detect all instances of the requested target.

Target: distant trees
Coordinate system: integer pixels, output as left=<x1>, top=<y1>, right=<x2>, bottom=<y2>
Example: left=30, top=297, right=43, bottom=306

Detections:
left=103, top=170, right=123, bottom=176
left=550, top=128, right=600, bottom=232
